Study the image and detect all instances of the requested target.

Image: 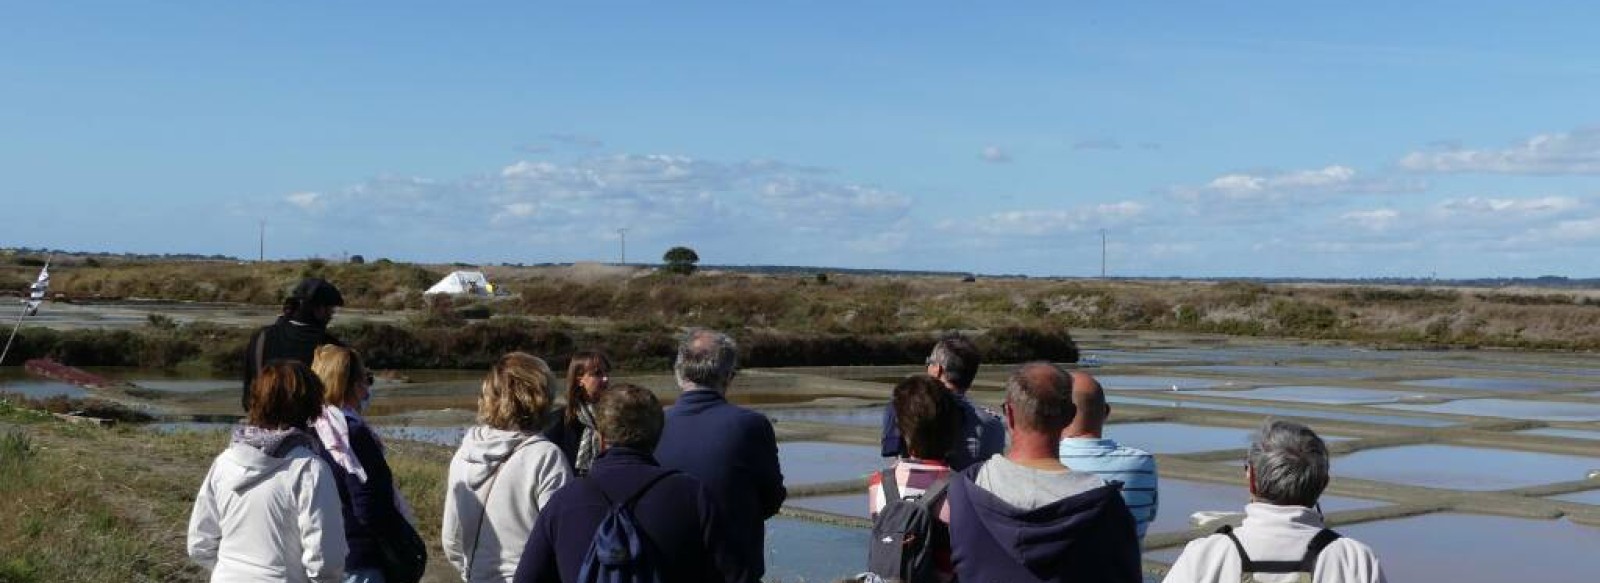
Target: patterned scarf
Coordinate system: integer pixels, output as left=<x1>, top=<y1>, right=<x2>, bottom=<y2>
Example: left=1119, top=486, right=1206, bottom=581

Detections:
left=574, top=402, right=600, bottom=475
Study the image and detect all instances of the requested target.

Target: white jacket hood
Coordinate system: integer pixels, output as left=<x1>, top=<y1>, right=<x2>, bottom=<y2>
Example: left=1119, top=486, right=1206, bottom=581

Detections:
left=457, top=426, right=546, bottom=488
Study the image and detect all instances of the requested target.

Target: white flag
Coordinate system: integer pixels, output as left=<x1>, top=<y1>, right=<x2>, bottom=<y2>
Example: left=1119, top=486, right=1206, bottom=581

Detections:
left=23, top=264, right=48, bottom=315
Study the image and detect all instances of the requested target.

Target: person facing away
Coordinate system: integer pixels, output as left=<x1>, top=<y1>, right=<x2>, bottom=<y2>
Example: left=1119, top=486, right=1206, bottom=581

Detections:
left=543, top=350, right=612, bottom=477
left=243, top=277, right=345, bottom=411
left=1162, top=420, right=1387, bottom=583
left=310, top=345, right=417, bottom=583
left=442, top=353, right=573, bottom=583
left=1058, top=370, right=1159, bottom=544
left=866, top=374, right=963, bottom=583
left=189, top=360, right=348, bottom=583
left=652, top=329, right=784, bottom=583
left=881, top=336, right=1005, bottom=471
left=513, top=384, right=751, bottom=583
left=946, top=362, right=1143, bottom=583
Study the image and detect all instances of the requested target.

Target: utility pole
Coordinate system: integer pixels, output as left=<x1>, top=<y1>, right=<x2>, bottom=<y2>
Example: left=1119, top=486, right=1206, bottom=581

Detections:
left=617, top=228, right=628, bottom=265
left=1100, top=228, right=1107, bottom=279
left=259, top=220, right=266, bottom=262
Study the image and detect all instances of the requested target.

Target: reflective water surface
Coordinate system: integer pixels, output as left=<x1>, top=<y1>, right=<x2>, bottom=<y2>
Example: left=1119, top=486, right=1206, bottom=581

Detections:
left=1335, top=514, right=1600, bottom=583
left=1174, top=365, right=1378, bottom=380
left=779, top=441, right=885, bottom=486
left=1377, top=398, right=1600, bottom=422
left=1332, top=444, right=1596, bottom=490
left=1179, top=385, right=1418, bottom=405
left=1400, top=377, right=1582, bottom=393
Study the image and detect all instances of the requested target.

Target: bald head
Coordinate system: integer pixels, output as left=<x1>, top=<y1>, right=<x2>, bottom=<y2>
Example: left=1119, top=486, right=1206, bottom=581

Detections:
left=1004, top=362, right=1076, bottom=435
left=1062, top=372, right=1110, bottom=438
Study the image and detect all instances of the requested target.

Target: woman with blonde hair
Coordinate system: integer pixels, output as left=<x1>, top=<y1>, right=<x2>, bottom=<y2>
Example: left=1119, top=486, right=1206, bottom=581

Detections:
left=310, top=344, right=421, bottom=583
left=442, top=352, right=572, bottom=582
left=543, top=350, right=612, bottom=476
left=188, top=360, right=347, bottom=582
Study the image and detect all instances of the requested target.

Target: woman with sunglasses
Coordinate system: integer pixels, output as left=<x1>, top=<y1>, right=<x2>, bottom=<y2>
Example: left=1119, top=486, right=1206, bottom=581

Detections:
left=543, top=350, right=612, bottom=476
left=311, top=344, right=417, bottom=583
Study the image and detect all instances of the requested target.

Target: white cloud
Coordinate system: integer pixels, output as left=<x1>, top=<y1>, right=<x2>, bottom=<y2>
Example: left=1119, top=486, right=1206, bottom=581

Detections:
left=1433, top=196, right=1583, bottom=217
left=1399, top=127, right=1600, bottom=174
left=286, top=191, right=323, bottom=210
left=1171, top=165, right=1421, bottom=206
left=980, top=145, right=1012, bottom=163
left=1072, top=137, right=1122, bottom=151
left=1549, top=216, right=1600, bottom=242
left=960, top=201, right=1147, bottom=237
left=1340, top=208, right=1401, bottom=231
left=756, top=177, right=910, bottom=222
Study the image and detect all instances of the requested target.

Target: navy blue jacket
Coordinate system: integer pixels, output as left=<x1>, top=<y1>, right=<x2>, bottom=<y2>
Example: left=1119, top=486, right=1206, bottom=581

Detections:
left=652, top=390, right=784, bottom=582
left=241, top=317, right=341, bottom=410
left=881, top=392, right=1006, bottom=471
left=946, top=461, right=1142, bottom=583
left=316, top=414, right=401, bottom=571
left=513, top=447, right=750, bottom=583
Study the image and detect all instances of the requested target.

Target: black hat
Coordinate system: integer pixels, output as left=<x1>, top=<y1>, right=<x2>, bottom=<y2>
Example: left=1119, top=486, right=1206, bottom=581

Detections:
left=289, top=278, right=344, bottom=307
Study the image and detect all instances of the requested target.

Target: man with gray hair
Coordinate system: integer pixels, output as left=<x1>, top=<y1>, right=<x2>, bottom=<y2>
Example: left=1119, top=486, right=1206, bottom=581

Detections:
left=653, top=329, right=784, bottom=583
left=1163, top=420, right=1386, bottom=583
left=881, top=336, right=1005, bottom=470
left=945, top=362, right=1142, bottom=582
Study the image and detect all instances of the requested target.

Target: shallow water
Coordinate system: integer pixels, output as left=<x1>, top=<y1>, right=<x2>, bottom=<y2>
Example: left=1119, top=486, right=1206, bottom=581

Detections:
left=1145, top=479, right=1385, bottom=536
left=374, top=425, right=467, bottom=447
left=1376, top=398, right=1600, bottom=422
left=146, top=421, right=234, bottom=434
left=786, top=493, right=868, bottom=518
left=764, top=517, right=870, bottom=582
left=1179, top=385, right=1417, bottom=405
left=762, top=407, right=884, bottom=428
left=1516, top=427, right=1600, bottom=440
left=1335, top=514, right=1600, bottom=583
left=1108, top=395, right=1460, bottom=428
left=1332, top=444, right=1596, bottom=490
left=1173, top=365, right=1377, bottom=380
left=1400, top=377, right=1582, bottom=393
left=1098, top=375, right=1232, bottom=391
left=1552, top=489, right=1600, bottom=506
left=1104, top=422, right=1259, bottom=454
left=779, top=441, right=886, bottom=486
left=0, top=379, right=89, bottom=399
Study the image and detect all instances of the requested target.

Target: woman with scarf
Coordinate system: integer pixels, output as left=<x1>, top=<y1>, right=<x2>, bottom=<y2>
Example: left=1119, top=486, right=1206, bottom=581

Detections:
left=542, top=350, right=612, bottom=476
left=188, top=360, right=347, bottom=582
left=310, top=344, right=417, bottom=583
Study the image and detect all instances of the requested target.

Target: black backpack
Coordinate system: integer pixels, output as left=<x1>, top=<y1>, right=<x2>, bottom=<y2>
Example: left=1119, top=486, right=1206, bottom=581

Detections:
left=866, top=469, right=950, bottom=583
left=577, top=471, right=678, bottom=583
left=1215, top=524, right=1342, bottom=583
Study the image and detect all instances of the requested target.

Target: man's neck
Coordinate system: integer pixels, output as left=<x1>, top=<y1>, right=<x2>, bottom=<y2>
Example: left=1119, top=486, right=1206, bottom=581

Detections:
left=1006, top=433, right=1066, bottom=470
left=1061, top=428, right=1104, bottom=440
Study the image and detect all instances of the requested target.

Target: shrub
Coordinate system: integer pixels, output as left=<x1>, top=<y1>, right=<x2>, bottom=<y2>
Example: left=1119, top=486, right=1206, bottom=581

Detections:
left=663, top=246, right=699, bottom=275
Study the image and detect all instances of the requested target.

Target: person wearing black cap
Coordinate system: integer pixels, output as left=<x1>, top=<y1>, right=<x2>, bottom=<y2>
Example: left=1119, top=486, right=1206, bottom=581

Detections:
left=241, top=278, right=346, bottom=411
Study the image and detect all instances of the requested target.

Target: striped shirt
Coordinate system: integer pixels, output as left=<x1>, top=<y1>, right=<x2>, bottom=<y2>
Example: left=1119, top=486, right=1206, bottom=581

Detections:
left=1059, top=437, right=1158, bottom=542
left=867, top=458, right=955, bottom=582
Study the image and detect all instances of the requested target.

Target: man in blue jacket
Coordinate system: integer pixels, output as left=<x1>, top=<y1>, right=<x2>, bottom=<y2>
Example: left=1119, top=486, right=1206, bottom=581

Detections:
left=653, top=329, right=785, bottom=583
left=946, top=362, right=1142, bottom=583
left=880, top=336, right=1005, bottom=471
left=515, top=384, right=749, bottom=583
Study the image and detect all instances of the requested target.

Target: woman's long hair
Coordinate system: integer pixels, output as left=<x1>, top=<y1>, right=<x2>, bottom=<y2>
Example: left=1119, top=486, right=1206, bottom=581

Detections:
left=564, top=350, right=613, bottom=426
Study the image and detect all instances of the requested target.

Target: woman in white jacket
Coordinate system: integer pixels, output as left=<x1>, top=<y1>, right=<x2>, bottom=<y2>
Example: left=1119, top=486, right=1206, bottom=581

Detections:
left=442, top=352, right=572, bottom=583
left=188, top=360, right=348, bottom=583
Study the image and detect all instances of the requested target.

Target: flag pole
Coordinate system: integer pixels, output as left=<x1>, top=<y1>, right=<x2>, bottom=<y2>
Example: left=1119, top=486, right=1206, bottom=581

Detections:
left=0, top=256, right=50, bottom=367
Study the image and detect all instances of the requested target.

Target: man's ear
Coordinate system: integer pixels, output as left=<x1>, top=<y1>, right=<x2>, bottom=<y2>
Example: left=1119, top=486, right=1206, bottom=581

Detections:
left=1245, top=463, right=1258, bottom=499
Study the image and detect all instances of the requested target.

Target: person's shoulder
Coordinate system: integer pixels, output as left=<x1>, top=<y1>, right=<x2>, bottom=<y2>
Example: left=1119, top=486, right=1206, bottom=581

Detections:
left=1322, top=535, right=1384, bottom=562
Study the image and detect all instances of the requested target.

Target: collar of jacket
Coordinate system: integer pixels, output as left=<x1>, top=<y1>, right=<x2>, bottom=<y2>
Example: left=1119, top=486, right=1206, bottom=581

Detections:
left=673, top=388, right=729, bottom=408
left=592, top=446, right=661, bottom=469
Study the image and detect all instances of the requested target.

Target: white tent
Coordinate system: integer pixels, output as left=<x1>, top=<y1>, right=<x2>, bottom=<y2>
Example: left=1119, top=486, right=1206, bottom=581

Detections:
left=424, top=271, right=494, bottom=296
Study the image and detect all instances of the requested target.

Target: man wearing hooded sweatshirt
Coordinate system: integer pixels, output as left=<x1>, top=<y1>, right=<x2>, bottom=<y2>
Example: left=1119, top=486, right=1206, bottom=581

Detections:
left=243, top=278, right=345, bottom=411
left=189, top=360, right=347, bottom=583
left=946, top=362, right=1143, bottom=583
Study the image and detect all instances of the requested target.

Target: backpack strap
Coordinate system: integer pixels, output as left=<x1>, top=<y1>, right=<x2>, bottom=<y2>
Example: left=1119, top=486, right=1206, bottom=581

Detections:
left=1297, top=529, right=1342, bottom=572
left=879, top=469, right=901, bottom=502
left=1216, top=525, right=1342, bottom=575
left=594, top=470, right=679, bottom=510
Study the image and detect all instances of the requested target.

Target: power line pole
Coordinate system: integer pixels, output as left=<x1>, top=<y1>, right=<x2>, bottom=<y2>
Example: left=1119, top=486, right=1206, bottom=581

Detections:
left=617, top=228, right=628, bottom=265
left=259, top=220, right=266, bottom=262
left=1100, top=229, right=1107, bottom=279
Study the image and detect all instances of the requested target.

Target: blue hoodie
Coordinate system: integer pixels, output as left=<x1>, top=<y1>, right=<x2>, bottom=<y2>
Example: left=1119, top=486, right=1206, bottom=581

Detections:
left=946, top=461, right=1143, bottom=583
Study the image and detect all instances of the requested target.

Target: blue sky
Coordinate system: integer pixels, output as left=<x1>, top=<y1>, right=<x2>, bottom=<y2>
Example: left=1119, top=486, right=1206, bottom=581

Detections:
left=4, top=2, right=1598, bottom=277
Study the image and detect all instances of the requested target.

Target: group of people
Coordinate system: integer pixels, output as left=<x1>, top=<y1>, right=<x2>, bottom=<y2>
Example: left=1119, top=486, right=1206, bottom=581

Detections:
left=188, top=278, right=1387, bottom=583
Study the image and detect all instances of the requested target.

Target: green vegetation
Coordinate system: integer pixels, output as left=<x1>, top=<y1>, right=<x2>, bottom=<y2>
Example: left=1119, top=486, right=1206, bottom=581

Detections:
left=662, top=246, right=700, bottom=275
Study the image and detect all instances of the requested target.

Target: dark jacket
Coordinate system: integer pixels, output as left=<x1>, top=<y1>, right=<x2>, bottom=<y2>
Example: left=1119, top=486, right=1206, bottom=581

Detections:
left=542, top=406, right=589, bottom=476
left=946, top=461, right=1142, bottom=583
left=652, top=390, right=784, bottom=582
left=512, top=447, right=749, bottom=583
left=317, top=413, right=402, bottom=571
left=241, top=317, right=342, bottom=410
left=881, top=392, right=1005, bottom=471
